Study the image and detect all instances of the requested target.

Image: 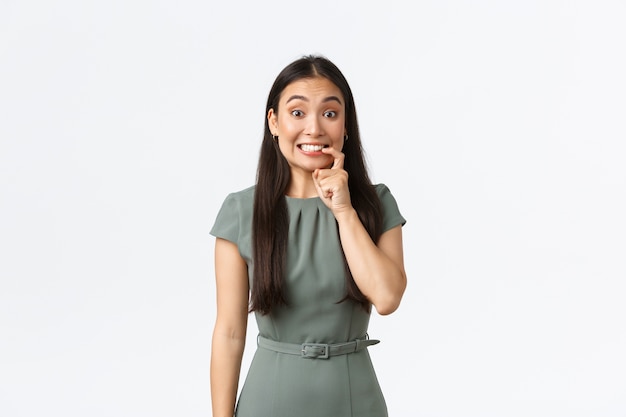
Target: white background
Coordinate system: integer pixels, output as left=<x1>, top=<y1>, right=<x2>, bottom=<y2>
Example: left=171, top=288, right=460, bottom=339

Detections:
left=1, top=1, right=625, bottom=416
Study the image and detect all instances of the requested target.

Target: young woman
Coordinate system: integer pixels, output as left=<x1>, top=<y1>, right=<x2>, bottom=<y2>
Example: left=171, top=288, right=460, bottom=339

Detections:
left=210, top=55, right=407, bottom=417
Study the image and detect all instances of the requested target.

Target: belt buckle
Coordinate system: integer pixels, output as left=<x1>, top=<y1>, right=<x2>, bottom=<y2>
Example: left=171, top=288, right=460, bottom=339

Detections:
left=301, top=343, right=330, bottom=359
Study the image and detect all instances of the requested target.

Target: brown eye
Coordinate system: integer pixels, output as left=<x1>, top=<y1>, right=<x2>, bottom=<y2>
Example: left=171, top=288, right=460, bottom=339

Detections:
left=291, top=110, right=304, bottom=117
left=323, top=111, right=337, bottom=118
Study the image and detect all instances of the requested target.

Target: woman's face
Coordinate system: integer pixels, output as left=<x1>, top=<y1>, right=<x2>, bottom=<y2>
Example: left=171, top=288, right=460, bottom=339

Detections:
left=268, top=76, right=346, bottom=175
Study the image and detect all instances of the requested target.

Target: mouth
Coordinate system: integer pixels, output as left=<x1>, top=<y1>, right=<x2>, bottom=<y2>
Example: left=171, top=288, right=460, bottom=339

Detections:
left=298, top=144, right=329, bottom=152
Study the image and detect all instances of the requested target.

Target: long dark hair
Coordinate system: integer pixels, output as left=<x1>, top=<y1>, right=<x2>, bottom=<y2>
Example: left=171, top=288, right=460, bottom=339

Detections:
left=251, top=55, right=383, bottom=315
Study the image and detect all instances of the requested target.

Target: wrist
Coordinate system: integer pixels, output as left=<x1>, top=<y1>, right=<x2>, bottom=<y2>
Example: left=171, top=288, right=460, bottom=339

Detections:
left=334, top=206, right=358, bottom=225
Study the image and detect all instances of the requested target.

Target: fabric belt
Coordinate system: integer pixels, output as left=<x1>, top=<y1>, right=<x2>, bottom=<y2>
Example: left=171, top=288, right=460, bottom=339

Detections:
left=257, top=335, right=380, bottom=359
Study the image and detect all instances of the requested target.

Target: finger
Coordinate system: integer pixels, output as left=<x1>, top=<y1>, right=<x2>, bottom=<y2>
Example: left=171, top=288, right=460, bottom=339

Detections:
left=312, top=169, right=326, bottom=198
left=321, top=147, right=344, bottom=170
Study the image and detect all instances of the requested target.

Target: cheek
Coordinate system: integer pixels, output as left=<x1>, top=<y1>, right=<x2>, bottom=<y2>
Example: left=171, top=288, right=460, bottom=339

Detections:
left=277, top=139, right=295, bottom=157
left=329, top=117, right=345, bottom=136
left=278, top=115, right=298, bottom=133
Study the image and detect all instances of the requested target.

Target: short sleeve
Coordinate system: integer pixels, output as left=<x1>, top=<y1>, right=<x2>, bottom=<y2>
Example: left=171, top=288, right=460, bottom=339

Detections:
left=375, top=183, right=406, bottom=233
left=210, top=192, right=241, bottom=244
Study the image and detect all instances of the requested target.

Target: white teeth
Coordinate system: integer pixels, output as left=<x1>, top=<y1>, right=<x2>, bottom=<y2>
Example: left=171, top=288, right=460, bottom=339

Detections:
left=300, top=144, right=324, bottom=152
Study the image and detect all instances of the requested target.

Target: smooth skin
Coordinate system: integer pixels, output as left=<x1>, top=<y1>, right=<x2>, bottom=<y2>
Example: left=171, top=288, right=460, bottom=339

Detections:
left=211, top=76, right=407, bottom=417
left=211, top=238, right=248, bottom=417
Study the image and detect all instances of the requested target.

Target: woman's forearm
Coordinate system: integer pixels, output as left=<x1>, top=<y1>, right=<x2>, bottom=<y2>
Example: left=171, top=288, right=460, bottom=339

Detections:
left=210, top=330, right=246, bottom=417
left=211, top=238, right=249, bottom=416
left=335, top=208, right=406, bottom=315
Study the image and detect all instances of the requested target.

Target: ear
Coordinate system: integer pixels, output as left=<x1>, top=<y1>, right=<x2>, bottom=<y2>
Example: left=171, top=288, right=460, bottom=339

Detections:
left=267, top=108, right=278, bottom=135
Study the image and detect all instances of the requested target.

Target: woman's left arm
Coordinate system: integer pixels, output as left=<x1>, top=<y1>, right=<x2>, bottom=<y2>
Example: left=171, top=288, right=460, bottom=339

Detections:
left=313, top=147, right=407, bottom=315
left=335, top=212, right=406, bottom=315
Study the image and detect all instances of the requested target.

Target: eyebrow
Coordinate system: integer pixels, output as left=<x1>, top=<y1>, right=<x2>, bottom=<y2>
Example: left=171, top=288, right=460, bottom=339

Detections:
left=285, top=95, right=343, bottom=105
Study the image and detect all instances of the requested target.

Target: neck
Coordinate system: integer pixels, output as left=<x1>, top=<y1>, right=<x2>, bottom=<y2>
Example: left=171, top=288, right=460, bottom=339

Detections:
left=286, top=170, right=318, bottom=198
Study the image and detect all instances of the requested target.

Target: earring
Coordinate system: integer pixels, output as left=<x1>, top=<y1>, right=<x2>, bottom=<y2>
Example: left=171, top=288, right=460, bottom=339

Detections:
left=344, top=134, right=348, bottom=142
left=272, top=135, right=278, bottom=142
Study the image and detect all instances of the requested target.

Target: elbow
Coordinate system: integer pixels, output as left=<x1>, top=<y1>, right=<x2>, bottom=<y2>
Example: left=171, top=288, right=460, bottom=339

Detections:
left=374, top=294, right=403, bottom=315
left=374, top=302, right=399, bottom=316
left=372, top=276, right=406, bottom=316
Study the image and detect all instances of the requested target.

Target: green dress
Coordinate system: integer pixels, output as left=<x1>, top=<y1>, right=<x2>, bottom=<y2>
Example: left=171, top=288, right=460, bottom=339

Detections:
left=210, top=184, right=406, bottom=417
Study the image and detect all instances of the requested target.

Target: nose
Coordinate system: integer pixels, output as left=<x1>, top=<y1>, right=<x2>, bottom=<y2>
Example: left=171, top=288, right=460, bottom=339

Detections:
left=305, top=115, right=324, bottom=137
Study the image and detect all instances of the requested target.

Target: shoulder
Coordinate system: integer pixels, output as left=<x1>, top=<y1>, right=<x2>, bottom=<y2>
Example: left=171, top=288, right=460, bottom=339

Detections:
left=219, top=185, right=256, bottom=210
left=214, top=184, right=256, bottom=219
left=210, top=185, right=255, bottom=242
left=373, top=183, right=391, bottom=196
left=373, top=183, right=398, bottom=203
left=225, top=185, right=256, bottom=201
left=372, top=183, right=406, bottom=230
